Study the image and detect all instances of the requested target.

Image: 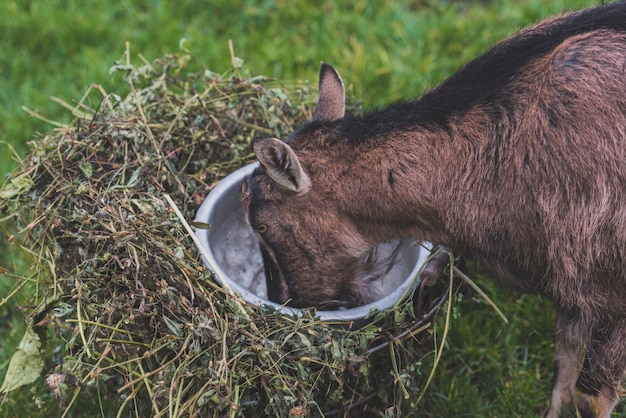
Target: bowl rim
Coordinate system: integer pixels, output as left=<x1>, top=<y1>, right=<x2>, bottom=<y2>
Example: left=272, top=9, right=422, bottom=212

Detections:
left=194, top=163, right=432, bottom=322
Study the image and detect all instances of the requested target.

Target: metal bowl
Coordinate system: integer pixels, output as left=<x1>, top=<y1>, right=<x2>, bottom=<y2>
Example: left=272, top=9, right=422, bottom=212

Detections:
left=194, top=163, right=432, bottom=322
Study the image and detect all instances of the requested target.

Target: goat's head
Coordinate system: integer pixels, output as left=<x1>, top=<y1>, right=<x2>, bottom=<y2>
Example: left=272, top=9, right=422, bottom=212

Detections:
left=241, top=63, right=389, bottom=309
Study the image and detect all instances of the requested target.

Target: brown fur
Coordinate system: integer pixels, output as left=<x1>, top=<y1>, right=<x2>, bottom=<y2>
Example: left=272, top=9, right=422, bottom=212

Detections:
left=241, top=2, right=626, bottom=416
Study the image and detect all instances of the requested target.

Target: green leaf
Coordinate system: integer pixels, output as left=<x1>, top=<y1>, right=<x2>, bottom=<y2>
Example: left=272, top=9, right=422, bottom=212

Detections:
left=0, top=324, right=44, bottom=394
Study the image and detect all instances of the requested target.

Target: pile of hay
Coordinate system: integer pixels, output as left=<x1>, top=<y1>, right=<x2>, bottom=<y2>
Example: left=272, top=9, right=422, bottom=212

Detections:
left=0, top=50, right=451, bottom=417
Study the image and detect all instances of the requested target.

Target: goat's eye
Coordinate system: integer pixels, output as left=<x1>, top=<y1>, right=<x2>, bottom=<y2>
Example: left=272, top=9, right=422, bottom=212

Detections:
left=257, top=224, right=268, bottom=234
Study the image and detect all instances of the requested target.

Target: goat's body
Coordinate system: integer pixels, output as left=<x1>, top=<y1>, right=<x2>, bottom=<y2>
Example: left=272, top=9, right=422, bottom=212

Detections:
left=244, top=2, right=626, bottom=416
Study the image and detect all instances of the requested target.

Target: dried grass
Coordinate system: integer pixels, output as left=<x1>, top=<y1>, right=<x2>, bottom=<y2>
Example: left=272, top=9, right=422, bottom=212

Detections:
left=0, top=48, right=452, bottom=417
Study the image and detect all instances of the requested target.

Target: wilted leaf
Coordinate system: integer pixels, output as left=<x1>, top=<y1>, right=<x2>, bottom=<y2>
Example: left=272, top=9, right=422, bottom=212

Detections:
left=0, top=324, right=44, bottom=394
left=52, top=302, right=75, bottom=318
left=163, top=316, right=182, bottom=337
left=0, top=172, right=34, bottom=199
left=190, top=220, right=211, bottom=230
left=79, top=161, right=93, bottom=178
left=126, top=167, right=142, bottom=188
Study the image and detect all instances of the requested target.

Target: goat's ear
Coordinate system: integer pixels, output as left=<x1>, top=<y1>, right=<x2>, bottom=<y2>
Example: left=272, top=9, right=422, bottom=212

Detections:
left=253, top=137, right=311, bottom=194
left=313, top=62, right=345, bottom=122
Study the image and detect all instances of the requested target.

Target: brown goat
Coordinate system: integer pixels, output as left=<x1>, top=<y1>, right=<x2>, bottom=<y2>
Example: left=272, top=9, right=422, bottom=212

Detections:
left=240, top=2, right=626, bottom=416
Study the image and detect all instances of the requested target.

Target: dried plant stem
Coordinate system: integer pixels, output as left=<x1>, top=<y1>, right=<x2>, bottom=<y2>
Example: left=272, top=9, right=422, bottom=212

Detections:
left=75, top=296, right=93, bottom=359
left=415, top=252, right=455, bottom=405
left=0, top=140, right=22, bottom=164
left=134, top=357, right=161, bottom=415
left=453, top=266, right=508, bottom=324
left=389, top=342, right=410, bottom=399
left=116, top=334, right=193, bottom=394
left=0, top=274, right=27, bottom=309
left=60, top=386, right=83, bottom=418
left=163, top=193, right=259, bottom=334
left=20, top=106, right=67, bottom=127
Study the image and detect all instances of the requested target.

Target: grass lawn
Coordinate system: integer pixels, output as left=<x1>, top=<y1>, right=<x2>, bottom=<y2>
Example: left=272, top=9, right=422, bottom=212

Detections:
left=1, top=0, right=622, bottom=416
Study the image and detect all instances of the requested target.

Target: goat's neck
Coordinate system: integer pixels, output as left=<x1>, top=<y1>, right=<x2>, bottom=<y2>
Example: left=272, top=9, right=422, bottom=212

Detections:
left=330, top=124, right=468, bottom=247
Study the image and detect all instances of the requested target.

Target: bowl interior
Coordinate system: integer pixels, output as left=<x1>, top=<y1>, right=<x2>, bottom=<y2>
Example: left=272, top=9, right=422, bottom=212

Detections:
left=195, top=163, right=431, bottom=321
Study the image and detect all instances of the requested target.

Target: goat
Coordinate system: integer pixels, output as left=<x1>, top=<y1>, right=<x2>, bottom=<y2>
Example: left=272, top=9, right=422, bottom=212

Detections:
left=240, top=2, right=626, bottom=416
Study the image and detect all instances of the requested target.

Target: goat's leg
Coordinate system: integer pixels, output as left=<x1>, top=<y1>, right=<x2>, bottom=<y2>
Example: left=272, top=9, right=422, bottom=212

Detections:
left=575, top=319, right=626, bottom=418
left=545, top=310, right=586, bottom=418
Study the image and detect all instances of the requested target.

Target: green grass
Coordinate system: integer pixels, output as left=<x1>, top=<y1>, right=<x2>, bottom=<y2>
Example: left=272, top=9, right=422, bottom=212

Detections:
left=1, top=0, right=620, bottom=416
left=416, top=275, right=558, bottom=417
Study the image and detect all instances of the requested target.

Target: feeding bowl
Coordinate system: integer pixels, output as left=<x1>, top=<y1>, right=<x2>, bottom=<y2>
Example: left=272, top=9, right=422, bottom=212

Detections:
left=194, top=163, right=432, bottom=322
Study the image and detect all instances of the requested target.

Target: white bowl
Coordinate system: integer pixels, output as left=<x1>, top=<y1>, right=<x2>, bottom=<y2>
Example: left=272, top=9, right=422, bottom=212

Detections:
left=194, top=163, right=432, bottom=322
